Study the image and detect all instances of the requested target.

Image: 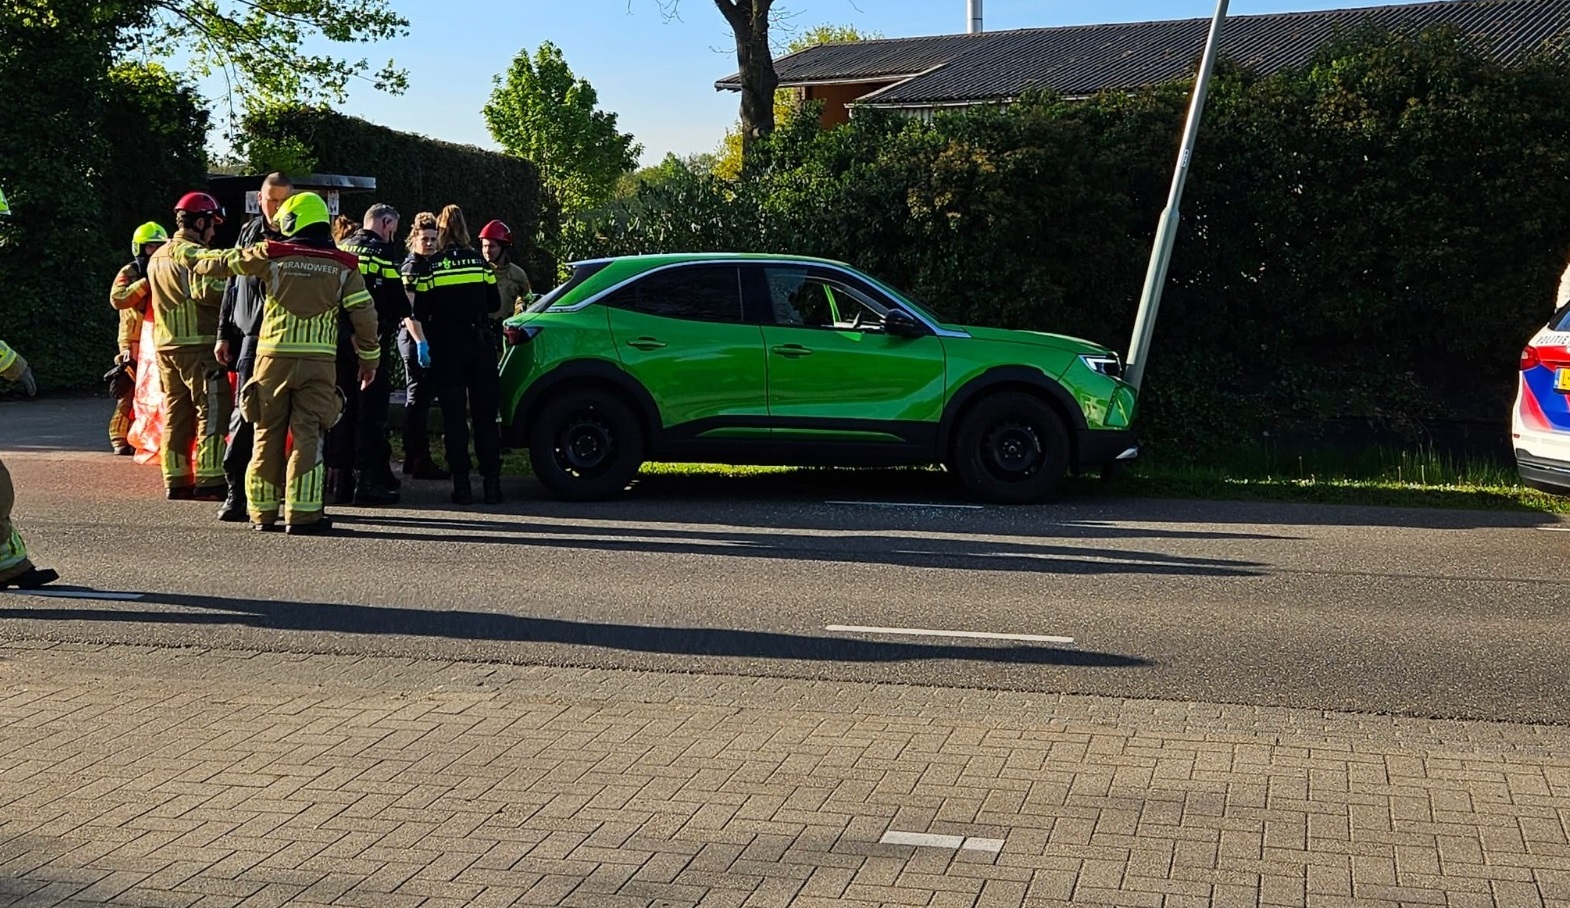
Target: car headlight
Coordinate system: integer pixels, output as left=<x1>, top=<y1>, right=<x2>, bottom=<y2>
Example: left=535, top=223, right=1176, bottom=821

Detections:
left=1079, top=353, right=1123, bottom=378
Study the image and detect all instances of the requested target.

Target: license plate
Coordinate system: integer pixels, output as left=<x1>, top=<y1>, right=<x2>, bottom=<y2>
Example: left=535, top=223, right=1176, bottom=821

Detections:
left=1557, top=368, right=1570, bottom=392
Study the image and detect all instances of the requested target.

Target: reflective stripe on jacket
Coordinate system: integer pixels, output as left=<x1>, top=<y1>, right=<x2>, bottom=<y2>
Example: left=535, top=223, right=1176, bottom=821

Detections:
left=408, top=245, right=502, bottom=339
left=195, top=240, right=380, bottom=363
left=146, top=229, right=226, bottom=350
left=111, top=261, right=149, bottom=350
left=0, top=339, right=24, bottom=380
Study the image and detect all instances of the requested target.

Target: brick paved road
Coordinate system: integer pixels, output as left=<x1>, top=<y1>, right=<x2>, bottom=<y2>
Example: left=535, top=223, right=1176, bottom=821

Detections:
left=4, top=642, right=1570, bottom=907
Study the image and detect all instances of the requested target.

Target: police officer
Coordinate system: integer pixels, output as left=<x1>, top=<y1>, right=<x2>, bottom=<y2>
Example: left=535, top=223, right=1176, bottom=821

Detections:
left=0, top=336, right=57, bottom=589
left=398, top=212, right=448, bottom=481
left=408, top=205, right=504, bottom=505
left=194, top=192, right=380, bottom=535
left=146, top=191, right=230, bottom=501
left=108, top=222, right=168, bottom=455
left=329, top=202, right=406, bottom=506
left=215, top=172, right=292, bottom=521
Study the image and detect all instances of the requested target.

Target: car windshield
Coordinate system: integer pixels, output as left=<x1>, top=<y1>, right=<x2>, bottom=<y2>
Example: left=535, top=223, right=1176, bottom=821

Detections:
left=525, top=261, right=611, bottom=313
left=859, top=272, right=948, bottom=324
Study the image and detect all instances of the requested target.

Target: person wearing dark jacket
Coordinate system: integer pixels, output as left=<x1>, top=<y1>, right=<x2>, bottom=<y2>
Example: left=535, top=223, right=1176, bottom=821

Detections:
left=214, top=172, right=291, bottom=521
left=407, top=205, right=504, bottom=505
left=398, top=211, right=447, bottom=481
left=328, top=203, right=406, bottom=505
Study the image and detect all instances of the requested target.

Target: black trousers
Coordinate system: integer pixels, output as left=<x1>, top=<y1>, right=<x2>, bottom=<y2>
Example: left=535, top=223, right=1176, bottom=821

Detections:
left=326, top=337, right=394, bottom=474
left=222, top=339, right=257, bottom=486
left=397, top=328, right=436, bottom=465
left=432, top=330, right=502, bottom=477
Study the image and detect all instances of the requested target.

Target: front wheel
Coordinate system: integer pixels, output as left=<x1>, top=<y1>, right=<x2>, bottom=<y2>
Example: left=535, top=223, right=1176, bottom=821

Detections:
left=528, top=390, right=644, bottom=500
left=949, top=391, right=1070, bottom=504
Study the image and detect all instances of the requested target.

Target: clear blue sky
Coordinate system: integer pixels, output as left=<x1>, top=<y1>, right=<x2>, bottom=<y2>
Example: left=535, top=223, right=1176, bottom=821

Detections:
left=218, top=0, right=1444, bottom=167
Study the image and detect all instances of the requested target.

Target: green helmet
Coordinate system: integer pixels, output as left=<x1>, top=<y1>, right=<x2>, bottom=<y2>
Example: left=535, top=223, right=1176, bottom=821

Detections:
left=275, top=191, right=330, bottom=238
left=131, top=221, right=168, bottom=255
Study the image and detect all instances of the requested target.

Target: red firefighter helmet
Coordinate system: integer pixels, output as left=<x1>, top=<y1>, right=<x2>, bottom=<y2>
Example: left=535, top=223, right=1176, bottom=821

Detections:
left=478, top=219, right=513, bottom=245
left=174, top=191, right=225, bottom=222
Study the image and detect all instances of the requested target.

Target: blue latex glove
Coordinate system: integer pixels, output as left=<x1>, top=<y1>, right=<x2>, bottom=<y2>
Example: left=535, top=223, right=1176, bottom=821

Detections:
left=416, top=340, right=431, bottom=369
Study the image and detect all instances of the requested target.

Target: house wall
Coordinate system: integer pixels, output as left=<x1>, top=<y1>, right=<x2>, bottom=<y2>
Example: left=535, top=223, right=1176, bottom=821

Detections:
left=805, top=81, right=898, bottom=127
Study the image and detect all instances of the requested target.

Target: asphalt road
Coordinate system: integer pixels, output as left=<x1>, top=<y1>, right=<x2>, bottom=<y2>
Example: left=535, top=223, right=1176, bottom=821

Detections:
left=4, top=397, right=1568, bottom=725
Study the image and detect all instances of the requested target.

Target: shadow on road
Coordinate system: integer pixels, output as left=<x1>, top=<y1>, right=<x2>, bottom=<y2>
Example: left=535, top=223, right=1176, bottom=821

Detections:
left=0, top=589, right=1153, bottom=669
left=331, top=513, right=1268, bottom=578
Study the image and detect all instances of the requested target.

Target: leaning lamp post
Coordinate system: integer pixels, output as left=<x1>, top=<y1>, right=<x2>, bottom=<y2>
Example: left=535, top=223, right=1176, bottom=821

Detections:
left=1124, top=0, right=1230, bottom=392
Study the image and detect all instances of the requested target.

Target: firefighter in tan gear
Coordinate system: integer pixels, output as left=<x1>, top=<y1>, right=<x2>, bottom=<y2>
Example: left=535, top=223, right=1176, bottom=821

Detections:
left=194, top=192, right=380, bottom=535
left=146, top=192, right=230, bottom=500
left=0, top=337, right=58, bottom=589
left=108, top=222, right=168, bottom=454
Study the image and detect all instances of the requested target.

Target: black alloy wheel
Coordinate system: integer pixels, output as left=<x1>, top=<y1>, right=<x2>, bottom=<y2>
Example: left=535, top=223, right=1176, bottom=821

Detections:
left=529, top=390, right=644, bottom=500
left=950, top=391, right=1069, bottom=504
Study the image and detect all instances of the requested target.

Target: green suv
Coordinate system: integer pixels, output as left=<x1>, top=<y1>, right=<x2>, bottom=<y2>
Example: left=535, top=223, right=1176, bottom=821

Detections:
left=500, top=254, right=1137, bottom=503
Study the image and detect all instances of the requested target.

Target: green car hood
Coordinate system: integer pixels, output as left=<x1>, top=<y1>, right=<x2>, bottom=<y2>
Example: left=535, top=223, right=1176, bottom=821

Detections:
left=954, top=325, right=1113, bottom=357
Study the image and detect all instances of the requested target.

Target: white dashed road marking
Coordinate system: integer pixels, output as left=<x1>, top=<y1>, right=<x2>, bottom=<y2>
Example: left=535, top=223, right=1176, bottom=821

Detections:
left=879, top=831, right=1008, bottom=851
left=826, top=500, right=985, bottom=510
left=826, top=625, right=1075, bottom=645
left=4, top=589, right=145, bottom=601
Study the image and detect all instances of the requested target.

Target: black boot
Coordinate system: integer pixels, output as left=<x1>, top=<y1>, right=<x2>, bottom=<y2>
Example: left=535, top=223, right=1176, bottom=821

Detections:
left=450, top=473, right=473, bottom=505
left=353, top=472, right=401, bottom=506
left=217, top=476, right=248, bottom=522
left=1, top=567, right=58, bottom=589
left=482, top=474, right=503, bottom=505
left=404, top=456, right=450, bottom=481
left=327, top=468, right=356, bottom=505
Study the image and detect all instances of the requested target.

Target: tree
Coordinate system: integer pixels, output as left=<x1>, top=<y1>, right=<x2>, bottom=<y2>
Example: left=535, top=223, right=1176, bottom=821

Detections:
left=484, top=41, right=643, bottom=212
left=714, top=0, right=779, bottom=158
left=712, top=24, right=878, bottom=179
left=124, top=0, right=410, bottom=106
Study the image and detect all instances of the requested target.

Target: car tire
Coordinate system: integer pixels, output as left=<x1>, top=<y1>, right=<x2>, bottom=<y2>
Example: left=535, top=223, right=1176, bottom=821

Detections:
left=529, top=389, right=645, bottom=501
left=950, top=391, right=1070, bottom=504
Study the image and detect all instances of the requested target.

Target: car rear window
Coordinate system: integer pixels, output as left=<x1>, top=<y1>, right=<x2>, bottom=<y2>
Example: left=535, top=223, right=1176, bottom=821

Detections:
left=526, top=261, right=612, bottom=313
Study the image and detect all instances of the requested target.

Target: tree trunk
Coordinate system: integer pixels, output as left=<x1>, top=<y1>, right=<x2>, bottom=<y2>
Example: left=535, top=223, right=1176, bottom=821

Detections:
left=715, top=0, right=778, bottom=165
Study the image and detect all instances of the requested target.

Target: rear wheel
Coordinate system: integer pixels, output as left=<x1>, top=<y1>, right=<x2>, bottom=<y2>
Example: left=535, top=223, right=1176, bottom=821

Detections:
left=949, top=391, right=1070, bottom=504
left=528, top=390, right=644, bottom=500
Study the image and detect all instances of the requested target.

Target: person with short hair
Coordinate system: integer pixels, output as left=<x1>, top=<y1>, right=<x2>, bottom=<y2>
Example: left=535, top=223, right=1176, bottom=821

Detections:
left=328, top=202, right=407, bottom=505
left=214, top=171, right=293, bottom=521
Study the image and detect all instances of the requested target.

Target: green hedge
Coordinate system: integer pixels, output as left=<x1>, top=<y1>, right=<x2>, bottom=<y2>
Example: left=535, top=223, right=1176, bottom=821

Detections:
left=243, top=105, right=557, bottom=287
left=0, top=1, right=209, bottom=393
left=565, top=27, right=1570, bottom=456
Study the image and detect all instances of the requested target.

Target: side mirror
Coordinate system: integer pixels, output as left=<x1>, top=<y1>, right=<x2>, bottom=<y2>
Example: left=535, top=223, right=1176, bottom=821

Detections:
left=884, top=309, right=930, bottom=338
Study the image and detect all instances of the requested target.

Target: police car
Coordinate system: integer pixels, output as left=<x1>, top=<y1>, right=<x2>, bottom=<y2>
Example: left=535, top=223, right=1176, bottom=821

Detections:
left=1514, top=311, right=1570, bottom=493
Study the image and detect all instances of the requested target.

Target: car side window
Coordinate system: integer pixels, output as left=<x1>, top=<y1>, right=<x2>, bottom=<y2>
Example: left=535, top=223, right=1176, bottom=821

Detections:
left=605, top=265, right=743, bottom=323
left=763, top=266, right=887, bottom=331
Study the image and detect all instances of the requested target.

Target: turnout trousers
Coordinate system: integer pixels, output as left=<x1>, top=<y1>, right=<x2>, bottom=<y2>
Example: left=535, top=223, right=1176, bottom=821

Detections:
left=109, top=342, right=140, bottom=448
left=240, top=356, right=342, bottom=528
left=0, top=458, right=35, bottom=584
left=157, top=347, right=230, bottom=491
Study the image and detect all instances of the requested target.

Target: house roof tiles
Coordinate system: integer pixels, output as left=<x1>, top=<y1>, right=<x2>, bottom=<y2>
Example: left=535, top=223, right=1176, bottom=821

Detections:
left=715, top=0, right=1570, bottom=107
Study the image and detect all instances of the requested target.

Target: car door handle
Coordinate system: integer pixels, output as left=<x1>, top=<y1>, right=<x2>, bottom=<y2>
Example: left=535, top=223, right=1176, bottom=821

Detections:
left=771, top=344, right=813, bottom=358
left=627, top=337, right=667, bottom=350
